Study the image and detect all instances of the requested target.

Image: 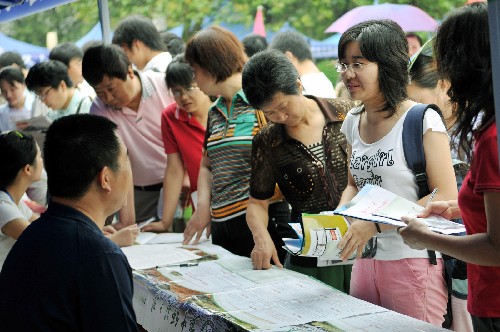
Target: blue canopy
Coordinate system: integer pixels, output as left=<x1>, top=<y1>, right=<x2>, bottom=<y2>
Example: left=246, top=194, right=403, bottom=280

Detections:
left=0, top=32, right=48, bottom=66
left=75, top=22, right=114, bottom=47
left=0, top=0, right=76, bottom=23
left=167, top=21, right=340, bottom=59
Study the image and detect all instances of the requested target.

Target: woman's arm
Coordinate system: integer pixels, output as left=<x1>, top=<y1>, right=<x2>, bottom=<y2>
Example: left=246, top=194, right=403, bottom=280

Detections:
left=246, top=196, right=280, bottom=269
left=143, top=153, right=185, bottom=232
left=337, top=143, right=358, bottom=207
left=336, top=143, right=381, bottom=260
left=183, top=154, right=213, bottom=244
left=1, top=218, right=30, bottom=240
left=419, top=129, right=458, bottom=205
left=401, top=191, right=500, bottom=266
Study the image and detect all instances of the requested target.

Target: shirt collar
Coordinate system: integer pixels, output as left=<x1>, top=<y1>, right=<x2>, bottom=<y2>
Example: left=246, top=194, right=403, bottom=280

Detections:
left=214, top=89, right=249, bottom=111
left=136, top=70, right=155, bottom=100
left=43, top=202, right=101, bottom=232
left=175, top=105, right=191, bottom=122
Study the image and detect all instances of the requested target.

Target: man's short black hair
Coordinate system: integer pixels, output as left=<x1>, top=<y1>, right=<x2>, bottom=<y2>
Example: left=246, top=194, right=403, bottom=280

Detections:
left=49, top=42, right=84, bottom=66
left=112, top=15, right=165, bottom=51
left=160, top=31, right=185, bottom=57
left=44, top=114, right=121, bottom=199
left=82, top=44, right=130, bottom=86
left=0, top=51, right=26, bottom=70
left=269, top=31, right=312, bottom=61
left=242, top=33, right=268, bottom=57
left=0, top=66, right=25, bottom=86
left=25, top=60, right=73, bottom=91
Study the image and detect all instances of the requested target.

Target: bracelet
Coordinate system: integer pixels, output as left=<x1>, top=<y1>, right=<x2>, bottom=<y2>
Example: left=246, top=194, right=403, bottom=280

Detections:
left=375, top=223, right=381, bottom=233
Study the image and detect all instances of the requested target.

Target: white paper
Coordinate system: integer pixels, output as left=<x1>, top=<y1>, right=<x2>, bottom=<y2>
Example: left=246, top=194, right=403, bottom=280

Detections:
left=18, top=115, right=52, bottom=128
left=136, top=231, right=209, bottom=245
left=121, top=244, right=201, bottom=270
left=335, top=184, right=466, bottom=235
left=152, top=255, right=446, bottom=331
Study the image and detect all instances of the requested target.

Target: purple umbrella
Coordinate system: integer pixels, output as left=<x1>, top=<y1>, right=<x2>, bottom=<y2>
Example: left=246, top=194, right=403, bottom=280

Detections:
left=325, top=3, right=438, bottom=34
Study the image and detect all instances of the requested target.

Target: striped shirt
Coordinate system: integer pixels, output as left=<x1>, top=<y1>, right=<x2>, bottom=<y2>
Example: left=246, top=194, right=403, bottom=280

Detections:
left=205, top=90, right=259, bottom=222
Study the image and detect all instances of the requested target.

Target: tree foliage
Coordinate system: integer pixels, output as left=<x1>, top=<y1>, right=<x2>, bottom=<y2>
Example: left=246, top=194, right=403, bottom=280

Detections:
left=0, top=0, right=465, bottom=47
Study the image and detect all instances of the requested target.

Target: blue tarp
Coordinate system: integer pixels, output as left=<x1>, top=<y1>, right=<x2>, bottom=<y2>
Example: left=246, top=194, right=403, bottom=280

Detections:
left=0, top=32, right=48, bottom=66
left=75, top=22, right=114, bottom=48
left=167, top=22, right=340, bottom=59
left=0, top=0, right=76, bottom=23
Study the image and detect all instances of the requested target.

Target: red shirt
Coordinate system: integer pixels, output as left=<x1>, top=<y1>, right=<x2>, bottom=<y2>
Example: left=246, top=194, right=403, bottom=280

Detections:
left=458, top=121, right=500, bottom=317
left=161, top=103, right=206, bottom=193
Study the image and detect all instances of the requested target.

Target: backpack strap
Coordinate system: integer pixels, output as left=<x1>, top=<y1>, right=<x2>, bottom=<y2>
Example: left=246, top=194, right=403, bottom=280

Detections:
left=402, top=103, right=443, bottom=265
left=403, top=104, right=432, bottom=199
left=75, top=96, right=92, bottom=115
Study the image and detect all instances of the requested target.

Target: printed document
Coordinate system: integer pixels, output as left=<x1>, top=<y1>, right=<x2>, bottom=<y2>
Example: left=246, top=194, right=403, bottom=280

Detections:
left=334, top=184, right=466, bottom=234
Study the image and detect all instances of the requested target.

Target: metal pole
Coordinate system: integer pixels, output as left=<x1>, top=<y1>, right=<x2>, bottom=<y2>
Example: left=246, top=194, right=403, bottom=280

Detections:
left=488, top=0, right=500, bottom=169
left=97, top=0, right=111, bottom=44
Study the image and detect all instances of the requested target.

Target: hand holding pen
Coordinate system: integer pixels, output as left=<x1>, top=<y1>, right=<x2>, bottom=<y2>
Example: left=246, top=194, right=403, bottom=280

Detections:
left=397, top=188, right=438, bottom=234
left=426, top=188, right=439, bottom=207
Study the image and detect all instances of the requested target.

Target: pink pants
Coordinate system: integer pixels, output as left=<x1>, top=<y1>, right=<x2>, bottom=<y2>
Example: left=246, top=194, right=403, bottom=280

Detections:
left=451, top=295, right=473, bottom=332
left=350, top=258, right=447, bottom=327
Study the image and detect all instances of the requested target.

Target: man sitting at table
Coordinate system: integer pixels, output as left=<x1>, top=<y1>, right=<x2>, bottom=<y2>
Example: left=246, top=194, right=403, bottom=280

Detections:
left=0, top=114, right=139, bottom=331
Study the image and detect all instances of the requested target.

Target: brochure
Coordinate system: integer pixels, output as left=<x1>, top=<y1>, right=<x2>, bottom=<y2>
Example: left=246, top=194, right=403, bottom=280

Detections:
left=333, top=184, right=466, bottom=235
left=282, top=214, right=355, bottom=264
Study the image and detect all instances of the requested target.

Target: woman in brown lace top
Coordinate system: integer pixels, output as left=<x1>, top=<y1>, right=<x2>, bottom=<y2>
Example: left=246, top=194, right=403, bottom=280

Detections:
left=242, top=49, right=355, bottom=292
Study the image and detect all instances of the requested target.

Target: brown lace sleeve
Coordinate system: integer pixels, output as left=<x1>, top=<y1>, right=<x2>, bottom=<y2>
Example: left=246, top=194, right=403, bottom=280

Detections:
left=249, top=130, right=277, bottom=200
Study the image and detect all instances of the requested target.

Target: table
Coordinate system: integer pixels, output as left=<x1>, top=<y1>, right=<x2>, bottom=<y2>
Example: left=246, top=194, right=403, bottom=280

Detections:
left=129, top=240, right=448, bottom=332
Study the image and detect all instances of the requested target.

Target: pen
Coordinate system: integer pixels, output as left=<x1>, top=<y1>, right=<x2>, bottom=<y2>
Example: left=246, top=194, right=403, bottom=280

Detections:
left=426, top=188, right=438, bottom=207
left=156, top=262, right=199, bottom=269
left=138, top=217, right=155, bottom=229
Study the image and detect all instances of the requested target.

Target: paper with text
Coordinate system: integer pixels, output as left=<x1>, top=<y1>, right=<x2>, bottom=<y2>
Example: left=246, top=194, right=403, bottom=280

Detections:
left=282, top=214, right=355, bottom=264
left=334, top=184, right=466, bottom=235
left=121, top=244, right=201, bottom=270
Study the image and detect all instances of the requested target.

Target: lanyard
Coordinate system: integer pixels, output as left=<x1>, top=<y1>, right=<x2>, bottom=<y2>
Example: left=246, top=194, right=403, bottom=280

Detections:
left=1, top=189, right=14, bottom=203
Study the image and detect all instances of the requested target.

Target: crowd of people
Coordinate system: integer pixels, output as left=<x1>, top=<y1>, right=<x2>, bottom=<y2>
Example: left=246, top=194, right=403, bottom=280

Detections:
left=0, top=3, right=498, bottom=331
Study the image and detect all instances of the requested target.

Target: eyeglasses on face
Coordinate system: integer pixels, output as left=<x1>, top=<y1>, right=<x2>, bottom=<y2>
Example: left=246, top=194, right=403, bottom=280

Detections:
left=171, top=86, right=199, bottom=98
left=335, top=62, right=369, bottom=73
left=35, top=86, right=53, bottom=100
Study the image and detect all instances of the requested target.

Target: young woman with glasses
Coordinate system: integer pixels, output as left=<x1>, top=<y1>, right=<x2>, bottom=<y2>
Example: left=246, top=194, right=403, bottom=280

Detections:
left=142, top=54, right=212, bottom=233
left=335, top=20, right=458, bottom=326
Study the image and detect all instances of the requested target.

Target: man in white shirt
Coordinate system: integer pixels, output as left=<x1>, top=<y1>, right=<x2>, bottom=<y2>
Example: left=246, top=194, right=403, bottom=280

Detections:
left=270, top=31, right=336, bottom=99
left=112, top=15, right=172, bottom=73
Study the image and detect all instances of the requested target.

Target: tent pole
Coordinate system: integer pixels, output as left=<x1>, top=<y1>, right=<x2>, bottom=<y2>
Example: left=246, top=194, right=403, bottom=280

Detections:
left=97, top=0, right=111, bottom=44
left=489, top=0, right=500, bottom=168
